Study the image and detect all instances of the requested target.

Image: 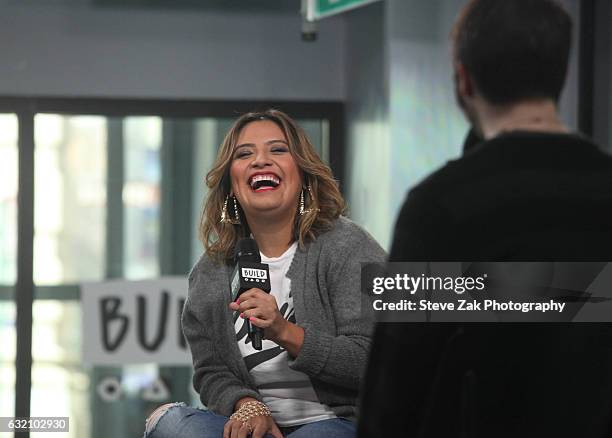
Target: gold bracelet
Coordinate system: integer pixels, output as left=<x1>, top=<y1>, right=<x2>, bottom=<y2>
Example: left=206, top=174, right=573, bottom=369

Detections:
left=230, top=400, right=272, bottom=430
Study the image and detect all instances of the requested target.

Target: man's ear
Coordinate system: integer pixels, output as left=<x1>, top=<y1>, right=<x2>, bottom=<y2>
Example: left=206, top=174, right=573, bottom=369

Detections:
left=454, top=62, right=474, bottom=98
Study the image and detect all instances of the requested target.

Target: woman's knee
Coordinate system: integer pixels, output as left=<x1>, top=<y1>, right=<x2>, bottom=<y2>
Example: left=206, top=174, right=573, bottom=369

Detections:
left=144, top=402, right=188, bottom=437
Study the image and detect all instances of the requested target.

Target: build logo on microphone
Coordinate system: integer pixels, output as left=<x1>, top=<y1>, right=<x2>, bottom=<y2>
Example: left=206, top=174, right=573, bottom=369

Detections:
left=242, top=268, right=268, bottom=282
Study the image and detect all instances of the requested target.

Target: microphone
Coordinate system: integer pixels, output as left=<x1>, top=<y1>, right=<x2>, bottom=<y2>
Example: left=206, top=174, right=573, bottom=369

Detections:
left=230, top=238, right=271, bottom=350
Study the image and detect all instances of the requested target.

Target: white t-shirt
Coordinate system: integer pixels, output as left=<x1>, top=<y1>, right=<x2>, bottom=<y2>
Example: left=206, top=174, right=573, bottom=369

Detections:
left=234, top=242, right=337, bottom=427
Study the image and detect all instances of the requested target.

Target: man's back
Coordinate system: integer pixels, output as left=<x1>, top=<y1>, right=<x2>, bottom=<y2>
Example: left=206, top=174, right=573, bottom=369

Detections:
left=359, top=132, right=612, bottom=438
left=390, top=131, right=612, bottom=262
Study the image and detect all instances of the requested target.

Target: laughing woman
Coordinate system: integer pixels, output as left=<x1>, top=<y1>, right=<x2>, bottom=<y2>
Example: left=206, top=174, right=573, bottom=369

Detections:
left=144, top=110, right=386, bottom=438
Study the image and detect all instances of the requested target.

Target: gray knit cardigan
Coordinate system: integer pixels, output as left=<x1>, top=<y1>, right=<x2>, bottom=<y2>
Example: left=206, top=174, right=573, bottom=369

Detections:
left=182, top=216, right=386, bottom=421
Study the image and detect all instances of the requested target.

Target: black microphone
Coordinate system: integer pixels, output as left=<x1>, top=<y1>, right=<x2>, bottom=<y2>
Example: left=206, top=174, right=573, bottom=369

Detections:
left=230, top=238, right=271, bottom=350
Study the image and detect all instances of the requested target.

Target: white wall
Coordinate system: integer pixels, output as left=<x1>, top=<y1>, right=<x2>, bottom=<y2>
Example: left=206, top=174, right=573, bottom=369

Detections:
left=386, top=0, right=469, bottom=226
left=344, top=2, right=391, bottom=249
left=0, top=4, right=345, bottom=100
left=344, top=0, right=469, bottom=250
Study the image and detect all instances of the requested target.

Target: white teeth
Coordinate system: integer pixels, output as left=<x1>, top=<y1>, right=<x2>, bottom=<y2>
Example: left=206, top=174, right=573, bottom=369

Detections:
left=249, top=174, right=280, bottom=188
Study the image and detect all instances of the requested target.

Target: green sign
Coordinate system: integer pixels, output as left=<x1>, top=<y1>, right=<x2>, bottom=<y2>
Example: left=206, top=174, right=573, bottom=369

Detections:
left=306, top=0, right=382, bottom=21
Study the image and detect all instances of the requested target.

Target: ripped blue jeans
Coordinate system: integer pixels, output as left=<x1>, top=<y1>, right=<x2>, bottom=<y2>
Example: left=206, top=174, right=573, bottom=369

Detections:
left=143, top=402, right=356, bottom=438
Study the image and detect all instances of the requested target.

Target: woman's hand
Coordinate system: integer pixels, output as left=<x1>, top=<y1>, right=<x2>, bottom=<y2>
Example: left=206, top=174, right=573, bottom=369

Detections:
left=229, top=289, right=287, bottom=342
left=223, top=414, right=282, bottom=438
left=223, top=397, right=282, bottom=438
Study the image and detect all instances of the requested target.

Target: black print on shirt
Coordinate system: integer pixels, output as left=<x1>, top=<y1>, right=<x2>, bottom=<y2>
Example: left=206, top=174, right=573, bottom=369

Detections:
left=236, top=301, right=297, bottom=370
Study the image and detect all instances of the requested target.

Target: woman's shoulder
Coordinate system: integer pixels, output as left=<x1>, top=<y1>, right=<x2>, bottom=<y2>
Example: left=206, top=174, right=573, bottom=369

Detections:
left=317, top=216, right=386, bottom=257
left=187, top=253, right=228, bottom=297
left=321, top=216, right=376, bottom=242
left=190, top=252, right=223, bottom=278
left=192, top=251, right=226, bottom=271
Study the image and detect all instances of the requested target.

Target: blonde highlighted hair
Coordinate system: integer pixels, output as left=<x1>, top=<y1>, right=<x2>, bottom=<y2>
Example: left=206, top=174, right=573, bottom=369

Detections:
left=199, top=109, right=346, bottom=263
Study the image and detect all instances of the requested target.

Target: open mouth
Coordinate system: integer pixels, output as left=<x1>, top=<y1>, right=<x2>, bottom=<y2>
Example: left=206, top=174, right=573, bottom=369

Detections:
left=248, top=173, right=281, bottom=192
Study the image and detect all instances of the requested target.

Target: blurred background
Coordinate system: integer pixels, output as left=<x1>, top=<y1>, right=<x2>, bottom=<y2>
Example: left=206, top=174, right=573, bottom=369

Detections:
left=0, top=0, right=609, bottom=437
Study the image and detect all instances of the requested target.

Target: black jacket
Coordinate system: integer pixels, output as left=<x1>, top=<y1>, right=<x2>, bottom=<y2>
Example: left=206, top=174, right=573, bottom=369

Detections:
left=359, top=132, right=612, bottom=438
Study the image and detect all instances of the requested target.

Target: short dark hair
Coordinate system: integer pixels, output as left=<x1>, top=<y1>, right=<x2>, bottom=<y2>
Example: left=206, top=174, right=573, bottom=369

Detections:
left=452, top=0, right=572, bottom=105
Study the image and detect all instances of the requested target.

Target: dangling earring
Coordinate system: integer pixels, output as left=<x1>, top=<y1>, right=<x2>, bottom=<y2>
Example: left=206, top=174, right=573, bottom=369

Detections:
left=220, top=195, right=231, bottom=223
left=221, top=195, right=241, bottom=225
left=299, top=185, right=319, bottom=216
left=299, top=189, right=305, bottom=215
left=232, top=196, right=241, bottom=224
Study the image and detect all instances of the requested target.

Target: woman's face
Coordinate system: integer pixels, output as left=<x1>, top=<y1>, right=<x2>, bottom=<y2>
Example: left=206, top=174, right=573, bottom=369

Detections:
left=229, top=120, right=302, bottom=222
